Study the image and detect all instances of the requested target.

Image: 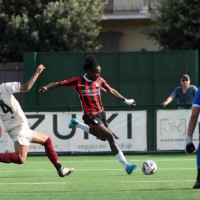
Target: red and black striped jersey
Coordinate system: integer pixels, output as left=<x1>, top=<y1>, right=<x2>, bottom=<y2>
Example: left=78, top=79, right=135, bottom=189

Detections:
left=59, top=75, right=112, bottom=115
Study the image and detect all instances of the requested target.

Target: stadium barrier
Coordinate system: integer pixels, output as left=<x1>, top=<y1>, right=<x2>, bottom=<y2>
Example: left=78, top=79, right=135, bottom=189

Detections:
left=0, top=108, right=198, bottom=154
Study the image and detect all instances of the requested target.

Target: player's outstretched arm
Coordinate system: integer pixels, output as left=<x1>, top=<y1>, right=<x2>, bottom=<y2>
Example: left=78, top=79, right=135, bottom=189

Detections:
left=20, top=64, right=45, bottom=92
left=108, top=88, right=136, bottom=106
left=39, top=82, right=61, bottom=93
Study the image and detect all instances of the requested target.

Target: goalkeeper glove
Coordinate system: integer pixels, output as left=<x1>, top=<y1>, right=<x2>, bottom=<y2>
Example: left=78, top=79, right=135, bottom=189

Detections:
left=185, top=136, right=195, bottom=154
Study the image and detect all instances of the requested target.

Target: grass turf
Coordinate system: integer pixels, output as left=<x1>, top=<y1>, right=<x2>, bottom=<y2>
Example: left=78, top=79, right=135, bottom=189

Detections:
left=0, top=154, right=198, bottom=200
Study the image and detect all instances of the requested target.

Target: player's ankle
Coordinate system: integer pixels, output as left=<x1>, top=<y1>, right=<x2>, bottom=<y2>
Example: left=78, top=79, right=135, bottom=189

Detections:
left=55, top=163, right=62, bottom=171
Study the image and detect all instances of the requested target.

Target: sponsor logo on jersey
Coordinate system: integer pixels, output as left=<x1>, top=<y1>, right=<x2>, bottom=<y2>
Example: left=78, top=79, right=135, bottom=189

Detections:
left=81, top=89, right=100, bottom=96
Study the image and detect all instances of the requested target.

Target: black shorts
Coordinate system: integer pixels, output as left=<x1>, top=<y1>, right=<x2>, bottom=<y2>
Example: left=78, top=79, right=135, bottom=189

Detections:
left=82, top=111, right=108, bottom=127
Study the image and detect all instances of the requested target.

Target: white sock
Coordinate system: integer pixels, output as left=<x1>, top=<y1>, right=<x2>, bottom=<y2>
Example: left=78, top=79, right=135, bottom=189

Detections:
left=76, top=122, right=90, bottom=133
left=115, top=151, right=128, bottom=168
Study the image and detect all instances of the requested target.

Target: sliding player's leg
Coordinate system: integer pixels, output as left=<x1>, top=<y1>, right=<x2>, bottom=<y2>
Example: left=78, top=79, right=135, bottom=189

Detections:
left=0, top=141, right=27, bottom=164
left=0, top=125, right=30, bottom=164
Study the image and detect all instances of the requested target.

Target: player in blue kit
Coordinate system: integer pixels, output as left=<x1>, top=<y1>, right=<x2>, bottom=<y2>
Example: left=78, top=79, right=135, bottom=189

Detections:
left=186, top=87, right=200, bottom=188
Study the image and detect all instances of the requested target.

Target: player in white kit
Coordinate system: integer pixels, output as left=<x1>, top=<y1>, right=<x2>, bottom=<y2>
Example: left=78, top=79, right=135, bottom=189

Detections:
left=0, top=64, right=74, bottom=177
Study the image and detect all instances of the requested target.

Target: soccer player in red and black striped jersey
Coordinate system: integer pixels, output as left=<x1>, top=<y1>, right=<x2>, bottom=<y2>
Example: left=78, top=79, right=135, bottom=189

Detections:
left=39, top=55, right=137, bottom=175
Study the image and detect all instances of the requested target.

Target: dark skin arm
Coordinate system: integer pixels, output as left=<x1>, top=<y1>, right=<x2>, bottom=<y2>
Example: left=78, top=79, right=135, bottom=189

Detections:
left=108, top=88, right=136, bottom=106
left=39, top=82, right=62, bottom=93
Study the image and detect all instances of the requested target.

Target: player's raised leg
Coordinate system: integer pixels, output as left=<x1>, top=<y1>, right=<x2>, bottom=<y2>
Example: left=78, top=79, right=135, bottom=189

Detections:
left=69, top=118, right=90, bottom=133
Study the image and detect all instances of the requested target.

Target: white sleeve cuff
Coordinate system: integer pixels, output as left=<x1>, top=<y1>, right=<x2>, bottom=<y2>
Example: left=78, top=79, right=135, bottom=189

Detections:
left=124, top=99, right=135, bottom=105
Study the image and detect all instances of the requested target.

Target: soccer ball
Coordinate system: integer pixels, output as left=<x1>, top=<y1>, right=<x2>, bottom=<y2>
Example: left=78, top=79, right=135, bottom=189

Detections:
left=142, top=160, right=157, bottom=175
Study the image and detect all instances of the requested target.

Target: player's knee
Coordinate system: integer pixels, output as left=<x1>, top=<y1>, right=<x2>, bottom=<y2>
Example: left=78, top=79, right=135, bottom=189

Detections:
left=105, top=132, right=115, bottom=142
left=43, top=137, right=52, bottom=146
left=19, top=159, right=25, bottom=164
left=18, top=155, right=26, bottom=164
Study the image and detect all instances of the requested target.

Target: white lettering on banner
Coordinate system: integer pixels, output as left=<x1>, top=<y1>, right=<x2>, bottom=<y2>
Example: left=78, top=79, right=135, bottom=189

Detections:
left=157, top=110, right=199, bottom=150
left=0, top=111, right=147, bottom=153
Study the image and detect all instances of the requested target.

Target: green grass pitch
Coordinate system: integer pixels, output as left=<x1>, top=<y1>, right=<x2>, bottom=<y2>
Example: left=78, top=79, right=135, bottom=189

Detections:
left=0, top=154, right=199, bottom=200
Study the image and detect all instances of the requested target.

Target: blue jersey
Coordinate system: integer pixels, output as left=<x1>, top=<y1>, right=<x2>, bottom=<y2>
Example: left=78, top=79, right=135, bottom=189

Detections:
left=192, top=87, right=200, bottom=107
left=170, top=85, right=197, bottom=105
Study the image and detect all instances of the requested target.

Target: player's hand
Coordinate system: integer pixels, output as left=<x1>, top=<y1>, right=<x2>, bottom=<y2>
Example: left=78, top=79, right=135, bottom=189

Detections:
left=124, top=99, right=136, bottom=106
left=39, top=87, right=47, bottom=93
left=36, top=64, right=45, bottom=74
left=161, top=101, right=167, bottom=107
left=185, top=142, right=195, bottom=154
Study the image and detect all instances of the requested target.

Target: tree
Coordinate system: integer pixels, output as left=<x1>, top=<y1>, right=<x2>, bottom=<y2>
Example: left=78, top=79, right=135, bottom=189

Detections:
left=0, top=0, right=107, bottom=62
left=146, top=0, right=200, bottom=50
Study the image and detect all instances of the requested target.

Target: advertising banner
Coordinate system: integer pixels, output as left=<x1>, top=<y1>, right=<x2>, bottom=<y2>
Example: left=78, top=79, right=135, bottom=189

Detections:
left=0, top=111, right=147, bottom=153
left=157, top=109, right=199, bottom=150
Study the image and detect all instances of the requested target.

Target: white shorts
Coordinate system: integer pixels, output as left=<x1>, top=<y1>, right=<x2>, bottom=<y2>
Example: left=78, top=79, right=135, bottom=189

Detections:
left=7, top=124, right=33, bottom=146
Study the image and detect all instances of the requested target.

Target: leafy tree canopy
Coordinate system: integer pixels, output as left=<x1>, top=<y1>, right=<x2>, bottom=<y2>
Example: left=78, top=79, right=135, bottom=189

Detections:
left=147, top=0, right=200, bottom=50
left=0, top=0, right=107, bottom=62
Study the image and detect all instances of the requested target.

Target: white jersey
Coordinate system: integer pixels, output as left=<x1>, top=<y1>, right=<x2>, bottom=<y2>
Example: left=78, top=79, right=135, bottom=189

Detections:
left=0, top=82, right=28, bottom=131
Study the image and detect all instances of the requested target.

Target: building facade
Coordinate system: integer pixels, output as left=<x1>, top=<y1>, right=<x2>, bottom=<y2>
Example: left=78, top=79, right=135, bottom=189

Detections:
left=99, top=0, right=159, bottom=52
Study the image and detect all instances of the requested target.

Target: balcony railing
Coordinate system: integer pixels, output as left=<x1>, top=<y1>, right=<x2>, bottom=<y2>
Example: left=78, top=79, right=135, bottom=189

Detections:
left=104, top=0, right=157, bottom=14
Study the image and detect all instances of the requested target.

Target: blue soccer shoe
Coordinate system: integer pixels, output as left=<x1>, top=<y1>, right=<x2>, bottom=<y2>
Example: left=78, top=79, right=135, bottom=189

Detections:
left=125, top=163, right=137, bottom=175
left=68, top=118, right=79, bottom=128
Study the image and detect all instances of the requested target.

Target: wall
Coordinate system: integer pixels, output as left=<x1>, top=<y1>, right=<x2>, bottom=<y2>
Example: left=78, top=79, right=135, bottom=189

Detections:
left=100, top=20, right=159, bottom=52
left=0, top=50, right=198, bottom=153
left=101, top=0, right=158, bottom=52
left=23, top=50, right=199, bottom=110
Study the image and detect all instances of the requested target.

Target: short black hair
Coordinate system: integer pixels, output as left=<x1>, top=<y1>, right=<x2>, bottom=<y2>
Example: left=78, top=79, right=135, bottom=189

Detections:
left=82, top=55, right=99, bottom=71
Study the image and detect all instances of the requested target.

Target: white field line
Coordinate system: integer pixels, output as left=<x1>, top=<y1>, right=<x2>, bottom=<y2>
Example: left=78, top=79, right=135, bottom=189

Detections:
left=121, top=180, right=195, bottom=183
left=0, top=179, right=195, bottom=186
left=26, top=158, right=196, bottom=163
left=0, top=167, right=196, bottom=173
left=0, top=182, right=69, bottom=185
